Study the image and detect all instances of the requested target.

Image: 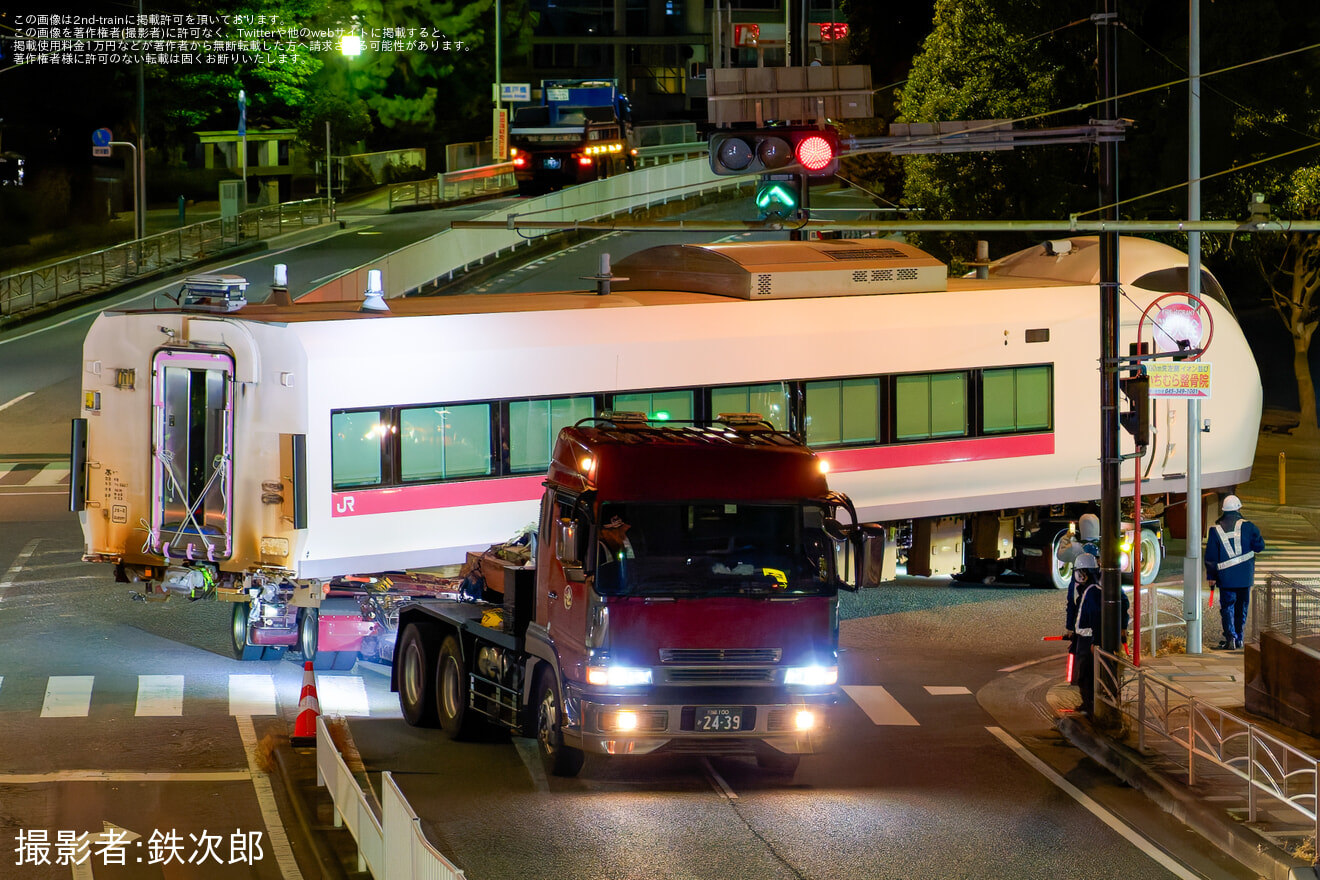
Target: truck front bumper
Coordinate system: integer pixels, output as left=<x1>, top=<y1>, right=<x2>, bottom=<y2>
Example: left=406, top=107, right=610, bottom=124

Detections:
left=567, top=687, right=834, bottom=758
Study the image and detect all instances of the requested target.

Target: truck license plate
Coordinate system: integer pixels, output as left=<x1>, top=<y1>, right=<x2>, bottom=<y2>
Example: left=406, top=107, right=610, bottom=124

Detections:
left=695, top=707, right=746, bottom=732
left=542, top=157, right=561, bottom=170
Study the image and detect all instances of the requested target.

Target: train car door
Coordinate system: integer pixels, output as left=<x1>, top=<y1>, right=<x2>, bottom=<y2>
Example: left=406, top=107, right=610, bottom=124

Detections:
left=151, top=349, right=235, bottom=562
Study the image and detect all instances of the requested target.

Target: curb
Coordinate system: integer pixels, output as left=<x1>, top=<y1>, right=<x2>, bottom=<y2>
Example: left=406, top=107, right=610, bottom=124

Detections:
left=272, top=741, right=353, bottom=880
left=1057, top=714, right=1317, bottom=880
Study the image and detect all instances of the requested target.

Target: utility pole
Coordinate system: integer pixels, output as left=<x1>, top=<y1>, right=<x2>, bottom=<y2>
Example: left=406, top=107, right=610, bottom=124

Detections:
left=1184, top=0, right=1205, bottom=654
left=1096, top=0, right=1123, bottom=727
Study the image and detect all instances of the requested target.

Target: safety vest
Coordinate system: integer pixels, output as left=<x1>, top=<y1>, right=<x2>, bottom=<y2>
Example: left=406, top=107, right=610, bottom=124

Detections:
left=1212, top=521, right=1256, bottom=571
left=1075, top=583, right=1099, bottom=637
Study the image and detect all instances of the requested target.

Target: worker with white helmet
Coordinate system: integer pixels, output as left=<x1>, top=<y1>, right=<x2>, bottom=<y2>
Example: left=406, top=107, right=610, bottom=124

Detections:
left=1205, top=494, right=1264, bottom=650
left=1070, top=552, right=1129, bottom=717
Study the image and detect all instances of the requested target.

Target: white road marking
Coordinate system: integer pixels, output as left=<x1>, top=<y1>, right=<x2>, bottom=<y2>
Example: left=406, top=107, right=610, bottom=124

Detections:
left=0, top=538, right=40, bottom=599
left=229, top=674, right=278, bottom=716
left=513, top=735, right=550, bottom=793
left=700, top=757, right=738, bottom=800
left=0, top=769, right=252, bottom=783
left=841, top=685, right=920, bottom=725
left=316, top=675, right=370, bottom=716
left=924, top=685, right=972, bottom=695
left=41, top=675, right=95, bottom=717
left=135, top=674, right=185, bottom=716
left=0, top=392, right=35, bottom=412
left=987, top=726, right=1201, bottom=880
left=28, top=462, right=70, bottom=486
left=999, top=652, right=1069, bottom=673
left=236, top=715, right=304, bottom=880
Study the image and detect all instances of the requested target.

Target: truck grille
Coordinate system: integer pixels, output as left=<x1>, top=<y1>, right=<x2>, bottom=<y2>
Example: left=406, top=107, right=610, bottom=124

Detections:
left=666, top=668, right=778, bottom=683
left=659, top=648, right=781, bottom=664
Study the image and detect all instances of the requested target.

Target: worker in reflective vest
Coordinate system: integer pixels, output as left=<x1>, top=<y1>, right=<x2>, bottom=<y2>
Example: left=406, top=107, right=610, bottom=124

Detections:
left=1071, top=553, right=1130, bottom=717
left=1204, top=494, right=1265, bottom=651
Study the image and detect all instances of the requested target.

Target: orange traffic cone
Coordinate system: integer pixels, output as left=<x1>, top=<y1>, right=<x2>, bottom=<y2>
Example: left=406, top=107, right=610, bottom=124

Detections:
left=291, top=660, right=320, bottom=747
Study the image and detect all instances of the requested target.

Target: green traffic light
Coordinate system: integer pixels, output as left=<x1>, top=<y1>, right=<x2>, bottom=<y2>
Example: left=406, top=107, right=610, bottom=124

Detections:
left=755, top=182, right=798, bottom=218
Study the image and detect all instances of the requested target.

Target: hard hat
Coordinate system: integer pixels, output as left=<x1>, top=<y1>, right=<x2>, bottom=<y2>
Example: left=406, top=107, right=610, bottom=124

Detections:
left=1078, top=513, right=1100, bottom=541
left=1074, top=553, right=1099, bottom=571
left=1222, top=495, right=1242, bottom=512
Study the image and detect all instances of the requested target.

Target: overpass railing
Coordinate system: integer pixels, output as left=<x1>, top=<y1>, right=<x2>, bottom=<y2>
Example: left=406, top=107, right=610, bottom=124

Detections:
left=0, top=198, right=331, bottom=321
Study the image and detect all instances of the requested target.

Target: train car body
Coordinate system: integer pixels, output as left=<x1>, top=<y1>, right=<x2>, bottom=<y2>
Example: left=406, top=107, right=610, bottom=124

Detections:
left=72, top=235, right=1261, bottom=659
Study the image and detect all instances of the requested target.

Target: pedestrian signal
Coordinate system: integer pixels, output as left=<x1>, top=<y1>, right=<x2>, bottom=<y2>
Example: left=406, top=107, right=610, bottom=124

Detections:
left=1119, top=373, right=1150, bottom=448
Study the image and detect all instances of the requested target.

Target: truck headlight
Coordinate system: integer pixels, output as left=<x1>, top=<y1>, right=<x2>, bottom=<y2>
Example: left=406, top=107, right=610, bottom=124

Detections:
left=785, top=665, right=837, bottom=686
left=586, top=666, right=652, bottom=687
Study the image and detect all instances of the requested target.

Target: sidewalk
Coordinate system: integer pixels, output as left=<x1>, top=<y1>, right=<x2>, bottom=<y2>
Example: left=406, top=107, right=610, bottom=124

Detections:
left=1012, top=424, right=1320, bottom=879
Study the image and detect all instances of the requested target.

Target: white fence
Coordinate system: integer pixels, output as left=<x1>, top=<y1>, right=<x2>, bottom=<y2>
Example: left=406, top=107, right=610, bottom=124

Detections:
left=316, top=716, right=465, bottom=879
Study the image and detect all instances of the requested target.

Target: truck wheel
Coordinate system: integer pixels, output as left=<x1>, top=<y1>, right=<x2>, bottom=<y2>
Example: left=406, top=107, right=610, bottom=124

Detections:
left=297, top=608, right=318, bottom=661
left=437, top=636, right=486, bottom=740
left=230, top=602, right=263, bottom=661
left=756, top=752, right=801, bottom=775
left=398, top=623, right=439, bottom=727
left=535, top=671, right=584, bottom=777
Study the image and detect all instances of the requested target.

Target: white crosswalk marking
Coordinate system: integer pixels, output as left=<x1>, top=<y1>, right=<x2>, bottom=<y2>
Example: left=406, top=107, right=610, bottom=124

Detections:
left=135, top=674, right=185, bottom=716
left=1255, top=540, right=1320, bottom=585
left=28, top=463, right=70, bottom=486
left=842, top=685, right=920, bottom=726
left=925, top=686, right=972, bottom=695
left=42, top=675, right=95, bottom=717
left=317, top=675, right=370, bottom=716
left=228, top=674, right=278, bottom=716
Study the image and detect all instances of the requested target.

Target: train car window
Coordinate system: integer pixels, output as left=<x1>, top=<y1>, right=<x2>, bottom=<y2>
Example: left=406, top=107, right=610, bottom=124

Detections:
left=711, top=383, right=789, bottom=430
left=509, top=396, right=595, bottom=473
left=399, top=403, right=492, bottom=480
left=895, top=372, right=968, bottom=441
left=804, top=378, right=880, bottom=446
left=332, top=410, right=388, bottom=489
left=609, top=390, right=693, bottom=422
left=982, top=366, right=1053, bottom=434
left=1130, top=267, right=1233, bottom=315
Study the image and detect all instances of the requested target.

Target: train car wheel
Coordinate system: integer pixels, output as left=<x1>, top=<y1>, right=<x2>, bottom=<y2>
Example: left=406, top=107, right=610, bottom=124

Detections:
left=398, top=623, right=439, bottom=727
left=230, top=602, right=264, bottom=661
left=298, top=608, right=318, bottom=661
left=535, top=671, right=584, bottom=777
left=1049, top=531, right=1072, bottom=590
left=1134, top=527, right=1163, bottom=586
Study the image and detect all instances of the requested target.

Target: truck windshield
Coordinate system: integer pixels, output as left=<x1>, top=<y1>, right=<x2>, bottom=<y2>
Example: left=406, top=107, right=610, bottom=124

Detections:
left=592, top=501, right=834, bottom=598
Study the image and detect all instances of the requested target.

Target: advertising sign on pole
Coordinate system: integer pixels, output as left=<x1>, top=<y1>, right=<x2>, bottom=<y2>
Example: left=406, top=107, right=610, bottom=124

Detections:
left=493, top=108, right=509, bottom=162
left=1147, top=361, right=1212, bottom=399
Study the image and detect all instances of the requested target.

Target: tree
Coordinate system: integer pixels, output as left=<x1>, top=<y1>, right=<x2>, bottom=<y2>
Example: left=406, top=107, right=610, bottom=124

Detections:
left=894, top=0, right=1096, bottom=266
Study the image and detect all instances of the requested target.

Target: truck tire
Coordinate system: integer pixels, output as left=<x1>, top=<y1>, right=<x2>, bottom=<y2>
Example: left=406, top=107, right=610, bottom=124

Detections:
left=437, top=636, right=487, bottom=740
left=535, top=671, right=584, bottom=777
left=230, top=602, right=263, bottom=661
left=1128, top=526, right=1163, bottom=587
left=398, top=623, right=440, bottom=727
left=298, top=608, right=318, bottom=661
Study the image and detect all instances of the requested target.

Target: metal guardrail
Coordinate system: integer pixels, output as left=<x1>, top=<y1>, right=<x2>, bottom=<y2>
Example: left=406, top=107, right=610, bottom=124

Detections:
left=316, top=717, right=465, bottom=879
left=1095, top=646, right=1320, bottom=844
left=1252, top=573, right=1320, bottom=644
left=388, top=164, right=517, bottom=211
left=0, top=198, right=331, bottom=320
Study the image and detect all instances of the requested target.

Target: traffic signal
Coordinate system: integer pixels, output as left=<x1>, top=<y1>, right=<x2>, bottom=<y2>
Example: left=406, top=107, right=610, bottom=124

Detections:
left=1119, top=372, right=1150, bottom=448
left=754, top=173, right=804, bottom=220
left=708, top=128, right=840, bottom=177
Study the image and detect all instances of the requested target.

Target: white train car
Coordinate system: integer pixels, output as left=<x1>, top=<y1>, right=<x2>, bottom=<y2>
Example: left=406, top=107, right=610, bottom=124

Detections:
left=72, top=235, right=1261, bottom=657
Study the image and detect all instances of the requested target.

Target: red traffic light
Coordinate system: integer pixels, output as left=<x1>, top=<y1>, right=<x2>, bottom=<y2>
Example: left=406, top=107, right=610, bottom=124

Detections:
left=795, top=135, right=835, bottom=173
left=708, top=127, right=841, bottom=176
